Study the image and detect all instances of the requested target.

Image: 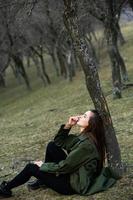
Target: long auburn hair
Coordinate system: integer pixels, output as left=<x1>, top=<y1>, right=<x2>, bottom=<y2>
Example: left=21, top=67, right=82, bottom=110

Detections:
left=82, top=109, right=106, bottom=172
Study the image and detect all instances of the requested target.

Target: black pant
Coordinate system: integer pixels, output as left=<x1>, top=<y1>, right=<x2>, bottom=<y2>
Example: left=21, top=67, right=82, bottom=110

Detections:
left=6, top=142, right=75, bottom=195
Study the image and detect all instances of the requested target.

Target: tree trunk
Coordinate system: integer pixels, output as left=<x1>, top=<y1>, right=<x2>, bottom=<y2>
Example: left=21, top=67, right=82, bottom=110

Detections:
left=57, top=50, right=67, bottom=79
left=104, top=1, right=128, bottom=97
left=10, top=63, right=22, bottom=84
left=0, top=73, right=6, bottom=87
left=66, top=50, right=75, bottom=81
left=115, top=47, right=129, bottom=82
left=63, top=0, right=123, bottom=177
left=105, top=21, right=128, bottom=98
left=105, top=29, right=122, bottom=99
left=50, top=52, right=60, bottom=77
left=32, top=55, right=46, bottom=85
left=86, top=34, right=99, bottom=68
left=31, top=47, right=51, bottom=85
left=117, top=24, right=126, bottom=46
left=40, top=54, right=51, bottom=84
left=12, top=55, right=31, bottom=90
left=116, top=23, right=128, bottom=82
left=105, top=22, right=123, bottom=99
left=90, top=30, right=98, bottom=42
left=73, top=50, right=81, bottom=70
left=71, top=50, right=76, bottom=75
left=27, top=57, right=31, bottom=68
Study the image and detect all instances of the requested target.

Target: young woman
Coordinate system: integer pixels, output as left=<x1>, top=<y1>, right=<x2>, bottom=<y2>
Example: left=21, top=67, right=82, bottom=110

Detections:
left=0, top=109, right=106, bottom=198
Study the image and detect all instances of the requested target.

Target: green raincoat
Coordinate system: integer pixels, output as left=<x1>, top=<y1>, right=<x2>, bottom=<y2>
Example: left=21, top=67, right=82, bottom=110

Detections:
left=40, top=125, right=117, bottom=195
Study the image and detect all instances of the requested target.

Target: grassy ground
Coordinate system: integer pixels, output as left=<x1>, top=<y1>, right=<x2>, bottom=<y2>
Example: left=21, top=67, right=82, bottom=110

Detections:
left=0, top=22, right=133, bottom=200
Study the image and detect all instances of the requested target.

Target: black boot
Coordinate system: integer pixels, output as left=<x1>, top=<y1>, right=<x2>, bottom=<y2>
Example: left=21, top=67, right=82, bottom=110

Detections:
left=27, top=179, right=47, bottom=191
left=0, top=181, right=12, bottom=198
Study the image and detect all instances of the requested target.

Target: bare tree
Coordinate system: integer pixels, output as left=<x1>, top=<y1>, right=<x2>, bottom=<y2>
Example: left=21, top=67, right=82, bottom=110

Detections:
left=0, top=73, right=6, bottom=87
left=0, top=0, right=131, bottom=93
left=0, top=0, right=33, bottom=89
left=63, top=0, right=123, bottom=176
left=80, top=0, right=129, bottom=99
left=12, top=54, right=31, bottom=90
left=31, top=46, right=51, bottom=84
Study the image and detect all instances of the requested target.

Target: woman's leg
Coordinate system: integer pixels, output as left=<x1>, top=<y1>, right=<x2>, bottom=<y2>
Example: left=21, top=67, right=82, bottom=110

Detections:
left=25, top=141, right=67, bottom=191
left=6, top=163, right=40, bottom=190
left=38, top=172, right=75, bottom=195
left=5, top=163, right=75, bottom=195
left=27, top=142, right=67, bottom=190
left=44, top=141, right=67, bottom=163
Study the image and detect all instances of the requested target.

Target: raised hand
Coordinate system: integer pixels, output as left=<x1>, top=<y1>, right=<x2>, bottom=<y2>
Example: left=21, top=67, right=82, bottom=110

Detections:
left=64, top=115, right=82, bottom=129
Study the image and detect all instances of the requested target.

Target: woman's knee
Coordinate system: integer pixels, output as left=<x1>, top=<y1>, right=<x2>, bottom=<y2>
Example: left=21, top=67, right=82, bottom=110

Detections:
left=46, top=141, right=57, bottom=152
left=25, top=163, right=39, bottom=174
left=25, top=163, right=34, bottom=169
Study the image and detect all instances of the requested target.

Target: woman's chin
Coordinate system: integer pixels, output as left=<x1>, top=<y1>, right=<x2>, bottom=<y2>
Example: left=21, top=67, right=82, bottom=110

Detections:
left=76, top=122, right=80, bottom=126
left=77, top=122, right=83, bottom=127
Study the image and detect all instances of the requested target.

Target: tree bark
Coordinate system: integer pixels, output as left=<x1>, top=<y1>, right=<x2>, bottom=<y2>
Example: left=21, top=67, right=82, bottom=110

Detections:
left=105, top=26, right=122, bottom=99
left=57, top=49, right=67, bottom=79
left=116, top=47, right=129, bottom=82
left=12, top=55, right=31, bottom=90
left=86, top=34, right=99, bottom=68
left=27, top=57, right=31, bottom=68
left=10, top=63, right=22, bottom=84
left=0, top=73, right=6, bottom=87
left=40, top=54, right=51, bottom=84
left=66, top=50, right=75, bottom=81
left=117, top=24, right=126, bottom=46
left=39, top=46, right=51, bottom=84
left=31, top=55, right=46, bottom=85
left=50, top=52, right=60, bottom=77
left=31, top=47, right=51, bottom=85
left=105, top=21, right=128, bottom=97
left=63, top=0, right=123, bottom=177
left=104, top=1, right=128, bottom=98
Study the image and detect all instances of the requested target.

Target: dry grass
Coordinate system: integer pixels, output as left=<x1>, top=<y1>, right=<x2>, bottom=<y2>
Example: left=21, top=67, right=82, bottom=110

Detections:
left=0, top=22, right=133, bottom=200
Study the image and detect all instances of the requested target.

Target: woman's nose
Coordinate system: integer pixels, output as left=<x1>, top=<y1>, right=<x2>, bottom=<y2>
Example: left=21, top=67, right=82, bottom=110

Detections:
left=78, top=115, right=82, bottom=120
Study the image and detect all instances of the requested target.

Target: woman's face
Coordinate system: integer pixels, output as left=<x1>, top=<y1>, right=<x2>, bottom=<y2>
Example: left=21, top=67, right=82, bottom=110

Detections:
left=77, top=111, right=94, bottom=128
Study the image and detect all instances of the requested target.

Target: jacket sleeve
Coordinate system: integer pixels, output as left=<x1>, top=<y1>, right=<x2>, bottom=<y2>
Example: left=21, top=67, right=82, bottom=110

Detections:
left=54, top=124, right=78, bottom=150
left=54, top=124, right=71, bottom=141
left=40, top=142, right=94, bottom=174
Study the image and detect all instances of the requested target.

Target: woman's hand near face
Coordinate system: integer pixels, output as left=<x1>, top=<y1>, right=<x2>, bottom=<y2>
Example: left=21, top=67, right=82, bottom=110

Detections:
left=64, top=115, right=81, bottom=129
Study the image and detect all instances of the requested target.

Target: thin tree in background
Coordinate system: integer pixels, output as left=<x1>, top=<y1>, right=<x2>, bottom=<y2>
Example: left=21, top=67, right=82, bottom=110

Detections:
left=82, top=0, right=129, bottom=99
left=104, top=0, right=129, bottom=98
